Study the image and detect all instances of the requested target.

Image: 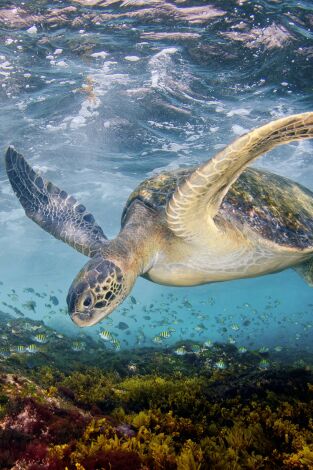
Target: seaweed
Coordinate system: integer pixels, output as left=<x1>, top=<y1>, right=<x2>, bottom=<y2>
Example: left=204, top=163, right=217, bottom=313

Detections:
left=0, top=342, right=313, bottom=468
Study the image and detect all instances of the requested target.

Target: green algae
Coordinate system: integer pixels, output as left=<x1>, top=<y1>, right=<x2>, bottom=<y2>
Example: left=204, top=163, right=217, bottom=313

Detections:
left=2, top=314, right=313, bottom=468
left=1, top=349, right=313, bottom=469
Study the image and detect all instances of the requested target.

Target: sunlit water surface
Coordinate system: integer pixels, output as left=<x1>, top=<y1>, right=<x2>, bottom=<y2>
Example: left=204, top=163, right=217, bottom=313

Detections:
left=0, top=0, right=313, bottom=356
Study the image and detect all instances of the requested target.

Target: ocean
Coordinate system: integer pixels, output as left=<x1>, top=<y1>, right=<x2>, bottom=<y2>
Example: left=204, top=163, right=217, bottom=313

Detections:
left=0, top=1, right=313, bottom=468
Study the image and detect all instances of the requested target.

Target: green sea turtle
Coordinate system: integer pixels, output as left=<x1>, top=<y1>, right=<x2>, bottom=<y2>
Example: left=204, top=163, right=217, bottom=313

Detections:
left=5, top=112, right=313, bottom=327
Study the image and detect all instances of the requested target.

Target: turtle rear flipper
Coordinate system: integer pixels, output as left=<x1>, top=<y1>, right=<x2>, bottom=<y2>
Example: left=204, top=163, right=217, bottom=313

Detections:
left=5, top=147, right=108, bottom=257
left=295, top=258, right=313, bottom=287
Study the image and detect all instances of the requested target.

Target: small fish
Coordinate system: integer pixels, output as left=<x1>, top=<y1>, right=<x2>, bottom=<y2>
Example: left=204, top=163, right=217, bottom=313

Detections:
left=71, top=341, right=85, bottom=352
left=23, top=287, right=35, bottom=293
left=8, top=291, right=18, bottom=302
left=228, top=336, right=236, bottom=345
left=136, top=334, right=144, bottom=345
left=36, top=291, right=46, bottom=298
left=49, top=295, right=59, bottom=306
left=130, top=296, right=137, bottom=305
left=194, top=324, right=205, bottom=333
left=117, top=321, right=129, bottom=331
left=22, top=300, right=37, bottom=312
left=111, top=338, right=121, bottom=350
left=158, top=330, right=172, bottom=339
left=33, top=334, right=48, bottom=344
left=28, top=324, right=42, bottom=331
left=274, top=345, right=283, bottom=352
left=230, top=323, right=240, bottom=331
left=26, top=344, right=39, bottom=354
left=174, top=346, right=186, bottom=356
left=55, top=333, right=64, bottom=339
left=99, top=330, right=113, bottom=341
left=15, top=345, right=26, bottom=354
left=259, top=346, right=269, bottom=354
left=259, top=359, right=270, bottom=370
left=153, top=335, right=163, bottom=344
left=0, top=347, right=10, bottom=357
left=12, top=307, right=24, bottom=317
left=203, top=340, right=213, bottom=348
left=238, top=346, right=247, bottom=354
left=215, top=360, right=226, bottom=370
left=191, top=344, right=201, bottom=354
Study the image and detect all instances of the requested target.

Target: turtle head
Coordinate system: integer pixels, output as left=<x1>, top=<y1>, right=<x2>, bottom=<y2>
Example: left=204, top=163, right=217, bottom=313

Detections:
left=67, top=254, right=133, bottom=327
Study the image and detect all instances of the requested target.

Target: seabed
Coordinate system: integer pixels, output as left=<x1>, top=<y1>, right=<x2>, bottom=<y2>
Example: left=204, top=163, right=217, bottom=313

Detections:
left=0, top=313, right=312, bottom=469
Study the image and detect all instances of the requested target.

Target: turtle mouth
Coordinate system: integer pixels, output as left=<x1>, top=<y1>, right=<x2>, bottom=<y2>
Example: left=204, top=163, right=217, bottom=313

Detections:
left=71, top=301, right=117, bottom=327
left=71, top=310, right=94, bottom=327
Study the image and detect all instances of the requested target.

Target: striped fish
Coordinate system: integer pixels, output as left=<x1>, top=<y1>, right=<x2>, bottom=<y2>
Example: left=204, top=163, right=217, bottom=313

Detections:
left=99, top=330, right=113, bottom=341
left=158, top=330, right=172, bottom=339
left=33, top=333, right=48, bottom=344
left=71, top=341, right=85, bottom=352
left=153, top=335, right=163, bottom=344
left=26, top=344, right=39, bottom=354
left=111, top=338, right=121, bottom=351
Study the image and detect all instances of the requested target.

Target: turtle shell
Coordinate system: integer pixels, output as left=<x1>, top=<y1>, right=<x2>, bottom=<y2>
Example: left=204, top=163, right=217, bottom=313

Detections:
left=121, top=168, right=191, bottom=224
left=122, top=167, right=313, bottom=250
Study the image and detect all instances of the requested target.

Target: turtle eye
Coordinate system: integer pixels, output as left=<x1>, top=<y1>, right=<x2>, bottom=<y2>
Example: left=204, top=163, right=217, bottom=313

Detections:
left=81, top=292, right=94, bottom=309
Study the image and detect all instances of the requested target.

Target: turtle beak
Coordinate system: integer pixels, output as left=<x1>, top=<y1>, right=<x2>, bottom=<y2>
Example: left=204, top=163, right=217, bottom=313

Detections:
left=71, top=309, right=113, bottom=327
left=66, top=284, right=93, bottom=327
left=71, top=311, right=94, bottom=327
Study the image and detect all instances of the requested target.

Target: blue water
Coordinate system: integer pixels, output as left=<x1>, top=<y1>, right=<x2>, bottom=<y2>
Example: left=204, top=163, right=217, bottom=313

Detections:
left=0, top=0, right=313, bottom=353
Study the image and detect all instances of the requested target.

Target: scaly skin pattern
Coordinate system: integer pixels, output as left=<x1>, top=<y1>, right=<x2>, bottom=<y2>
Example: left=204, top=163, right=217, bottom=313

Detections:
left=5, top=112, right=313, bottom=292
left=5, top=147, right=108, bottom=257
left=122, top=168, right=313, bottom=249
left=122, top=113, right=313, bottom=286
left=124, top=167, right=313, bottom=250
left=166, top=112, right=313, bottom=241
left=122, top=189, right=311, bottom=287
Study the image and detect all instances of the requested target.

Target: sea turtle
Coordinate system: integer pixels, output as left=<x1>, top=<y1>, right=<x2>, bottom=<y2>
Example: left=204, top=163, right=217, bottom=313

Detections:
left=5, top=112, right=313, bottom=327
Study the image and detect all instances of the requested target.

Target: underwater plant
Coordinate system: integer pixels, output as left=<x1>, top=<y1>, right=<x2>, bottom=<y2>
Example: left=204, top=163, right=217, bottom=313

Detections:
left=0, top=342, right=312, bottom=469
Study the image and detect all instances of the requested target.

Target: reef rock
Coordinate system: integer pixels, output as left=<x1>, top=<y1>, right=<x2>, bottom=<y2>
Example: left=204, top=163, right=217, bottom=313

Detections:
left=223, top=22, right=294, bottom=49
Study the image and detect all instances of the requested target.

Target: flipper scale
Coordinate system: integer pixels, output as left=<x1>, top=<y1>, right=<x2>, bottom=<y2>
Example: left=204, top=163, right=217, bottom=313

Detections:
left=5, top=147, right=108, bottom=257
left=166, top=112, right=313, bottom=241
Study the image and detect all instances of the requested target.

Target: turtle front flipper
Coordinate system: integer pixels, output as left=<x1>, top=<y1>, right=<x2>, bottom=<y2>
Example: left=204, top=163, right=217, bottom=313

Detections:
left=166, top=112, right=313, bottom=241
left=5, top=147, right=108, bottom=256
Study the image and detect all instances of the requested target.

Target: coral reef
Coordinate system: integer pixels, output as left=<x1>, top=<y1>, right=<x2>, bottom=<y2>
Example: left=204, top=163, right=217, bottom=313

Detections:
left=0, top=349, right=313, bottom=469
